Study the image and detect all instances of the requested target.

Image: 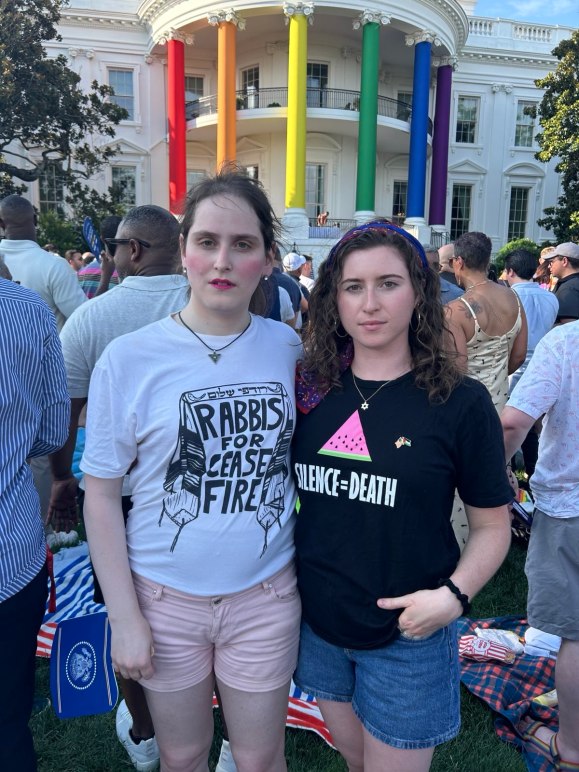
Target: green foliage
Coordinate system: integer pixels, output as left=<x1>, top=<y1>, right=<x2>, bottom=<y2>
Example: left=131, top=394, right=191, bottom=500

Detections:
left=534, top=31, right=579, bottom=241
left=36, top=210, right=82, bottom=254
left=65, top=179, right=127, bottom=226
left=0, top=0, right=126, bottom=192
left=0, top=165, right=27, bottom=198
left=494, top=238, right=541, bottom=272
left=35, top=183, right=127, bottom=255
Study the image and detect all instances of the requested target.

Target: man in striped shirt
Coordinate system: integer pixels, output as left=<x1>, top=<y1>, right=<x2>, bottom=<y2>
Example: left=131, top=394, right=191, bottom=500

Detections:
left=0, top=279, right=69, bottom=772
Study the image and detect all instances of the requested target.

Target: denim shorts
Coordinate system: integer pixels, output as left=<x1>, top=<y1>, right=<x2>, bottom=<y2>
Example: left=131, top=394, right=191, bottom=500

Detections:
left=294, top=621, right=460, bottom=749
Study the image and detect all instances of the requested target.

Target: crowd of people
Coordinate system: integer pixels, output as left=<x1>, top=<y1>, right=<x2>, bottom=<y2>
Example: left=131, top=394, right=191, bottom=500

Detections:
left=0, top=171, right=578, bottom=772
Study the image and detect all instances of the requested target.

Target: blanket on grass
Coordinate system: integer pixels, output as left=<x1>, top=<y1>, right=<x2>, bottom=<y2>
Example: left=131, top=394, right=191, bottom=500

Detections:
left=38, top=544, right=334, bottom=746
left=458, top=616, right=558, bottom=772
left=39, top=550, right=557, bottom=765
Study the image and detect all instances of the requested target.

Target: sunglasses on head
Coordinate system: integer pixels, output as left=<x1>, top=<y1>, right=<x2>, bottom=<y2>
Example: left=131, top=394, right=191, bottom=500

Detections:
left=104, top=237, right=151, bottom=258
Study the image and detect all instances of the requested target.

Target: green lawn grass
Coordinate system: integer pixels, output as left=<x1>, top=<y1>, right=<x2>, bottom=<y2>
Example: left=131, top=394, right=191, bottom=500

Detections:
left=32, top=542, right=528, bottom=771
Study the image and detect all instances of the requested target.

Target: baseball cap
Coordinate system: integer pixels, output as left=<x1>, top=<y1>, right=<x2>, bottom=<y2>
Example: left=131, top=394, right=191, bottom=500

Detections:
left=552, top=242, right=579, bottom=260
left=283, top=252, right=306, bottom=271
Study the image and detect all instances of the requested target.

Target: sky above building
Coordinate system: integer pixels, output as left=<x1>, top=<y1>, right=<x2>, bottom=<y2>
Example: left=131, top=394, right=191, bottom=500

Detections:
left=474, top=0, right=578, bottom=28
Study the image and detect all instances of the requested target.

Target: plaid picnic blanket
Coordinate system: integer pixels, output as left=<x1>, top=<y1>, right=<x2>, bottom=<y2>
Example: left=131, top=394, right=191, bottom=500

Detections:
left=458, top=616, right=558, bottom=772
left=43, top=551, right=559, bottom=762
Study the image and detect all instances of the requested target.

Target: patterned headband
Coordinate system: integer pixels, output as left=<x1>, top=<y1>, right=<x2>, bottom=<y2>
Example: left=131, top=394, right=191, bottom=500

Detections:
left=326, top=220, right=429, bottom=271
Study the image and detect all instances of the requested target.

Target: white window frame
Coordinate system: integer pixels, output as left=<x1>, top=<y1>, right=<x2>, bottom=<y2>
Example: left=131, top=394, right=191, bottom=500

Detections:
left=450, top=183, right=473, bottom=240
left=38, top=161, right=66, bottom=215
left=105, top=64, right=141, bottom=124
left=502, top=162, right=545, bottom=243
left=391, top=180, right=408, bottom=225
left=111, top=165, right=138, bottom=210
left=455, top=95, right=480, bottom=145
left=507, top=186, right=530, bottom=240
left=305, top=163, right=326, bottom=220
left=241, top=66, right=260, bottom=92
left=396, top=92, right=412, bottom=121
left=307, top=62, right=329, bottom=108
left=514, top=100, right=537, bottom=149
left=185, top=75, right=204, bottom=101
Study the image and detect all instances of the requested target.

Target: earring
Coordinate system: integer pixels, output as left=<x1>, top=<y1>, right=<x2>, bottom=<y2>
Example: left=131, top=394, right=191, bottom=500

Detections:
left=182, top=266, right=187, bottom=276
left=410, top=308, right=422, bottom=333
left=334, top=318, right=350, bottom=339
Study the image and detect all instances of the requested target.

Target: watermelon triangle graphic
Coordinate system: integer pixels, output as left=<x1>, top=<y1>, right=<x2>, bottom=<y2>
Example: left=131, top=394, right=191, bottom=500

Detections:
left=318, top=410, right=372, bottom=462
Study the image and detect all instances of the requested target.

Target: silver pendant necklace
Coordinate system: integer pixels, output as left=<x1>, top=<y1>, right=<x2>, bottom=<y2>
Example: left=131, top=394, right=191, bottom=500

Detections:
left=465, top=279, right=489, bottom=292
left=352, top=372, right=391, bottom=411
left=177, top=312, right=252, bottom=363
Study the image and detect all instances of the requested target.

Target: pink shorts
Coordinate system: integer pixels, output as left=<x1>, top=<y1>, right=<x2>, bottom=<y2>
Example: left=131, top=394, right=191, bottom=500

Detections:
left=132, top=562, right=301, bottom=693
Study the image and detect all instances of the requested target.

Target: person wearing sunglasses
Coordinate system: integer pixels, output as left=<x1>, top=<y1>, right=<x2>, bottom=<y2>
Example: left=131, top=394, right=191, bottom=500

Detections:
left=105, top=237, right=150, bottom=257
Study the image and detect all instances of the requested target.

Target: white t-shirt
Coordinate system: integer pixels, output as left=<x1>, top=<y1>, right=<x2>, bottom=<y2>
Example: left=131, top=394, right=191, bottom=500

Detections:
left=507, top=321, right=579, bottom=518
left=0, top=239, right=86, bottom=331
left=81, top=314, right=302, bottom=594
left=279, top=287, right=295, bottom=324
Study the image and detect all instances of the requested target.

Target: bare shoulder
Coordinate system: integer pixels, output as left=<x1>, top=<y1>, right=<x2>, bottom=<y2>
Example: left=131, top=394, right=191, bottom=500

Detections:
left=489, top=282, right=521, bottom=314
left=446, top=297, right=473, bottom=321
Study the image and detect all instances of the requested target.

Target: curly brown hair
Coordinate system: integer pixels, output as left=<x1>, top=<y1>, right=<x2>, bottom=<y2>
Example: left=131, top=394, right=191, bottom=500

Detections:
left=302, top=224, right=462, bottom=403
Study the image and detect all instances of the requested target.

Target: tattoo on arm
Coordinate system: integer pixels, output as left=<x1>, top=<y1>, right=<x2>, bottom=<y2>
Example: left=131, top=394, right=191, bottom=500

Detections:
left=468, top=299, right=483, bottom=315
left=459, top=303, right=474, bottom=319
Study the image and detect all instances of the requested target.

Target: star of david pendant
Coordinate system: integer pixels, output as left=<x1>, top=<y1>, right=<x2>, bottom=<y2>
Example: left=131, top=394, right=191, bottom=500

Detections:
left=209, top=351, right=221, bottom=364
left=361, top=401, right=369, bottom=410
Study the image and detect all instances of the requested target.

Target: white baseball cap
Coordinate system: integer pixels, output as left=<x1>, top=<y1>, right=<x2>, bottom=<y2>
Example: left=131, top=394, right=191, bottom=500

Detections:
left=283, top=252, right=306, bottom=271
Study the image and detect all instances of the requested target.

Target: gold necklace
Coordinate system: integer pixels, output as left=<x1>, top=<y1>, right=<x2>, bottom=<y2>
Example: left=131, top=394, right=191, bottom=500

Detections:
left=352, top=372, right=391, bottom=411
left=178, top=312, right=252, bottom=363
left=465, top=279, right=489, bottom=292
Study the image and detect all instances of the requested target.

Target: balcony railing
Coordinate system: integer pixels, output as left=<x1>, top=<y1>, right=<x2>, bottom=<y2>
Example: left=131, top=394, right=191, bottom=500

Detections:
left=430, top=231, right=451, bottom=248
left=467, top=16, right=572, bottom=45
left=186, top=87, right=431, bottom=133
left=308, top=217, right=357, bottom=238
left=306, top=221, right=451, bottom=243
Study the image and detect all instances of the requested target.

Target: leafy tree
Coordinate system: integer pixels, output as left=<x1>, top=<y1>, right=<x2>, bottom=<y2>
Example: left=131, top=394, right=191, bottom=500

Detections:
left=534, top=31, right=579, bottom=241
left=34, top=184, right=127, bottom=257
left=36, top=210, right=82, bottom=255
left=0, top=0, right=127, bottom=191
left=0, top=166, right=26, bottom=198
left=494, top=238, right=541, bottom=273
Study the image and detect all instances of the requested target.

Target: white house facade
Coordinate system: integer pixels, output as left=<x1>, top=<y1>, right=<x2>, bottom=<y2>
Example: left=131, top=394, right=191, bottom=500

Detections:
left=34, top=0, right=575, bottom=256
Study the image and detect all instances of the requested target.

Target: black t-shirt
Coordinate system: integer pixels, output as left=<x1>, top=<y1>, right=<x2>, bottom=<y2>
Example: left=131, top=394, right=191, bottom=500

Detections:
left=292, top=369, right=512, bottom=650
left=554, top=272, right=579, bottom=321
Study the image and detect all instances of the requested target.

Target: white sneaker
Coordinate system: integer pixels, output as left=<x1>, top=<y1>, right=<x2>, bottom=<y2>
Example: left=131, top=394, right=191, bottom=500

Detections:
left=115, top=699, right=160, bottom=772
left=215, top=739, right=238, bottom=772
